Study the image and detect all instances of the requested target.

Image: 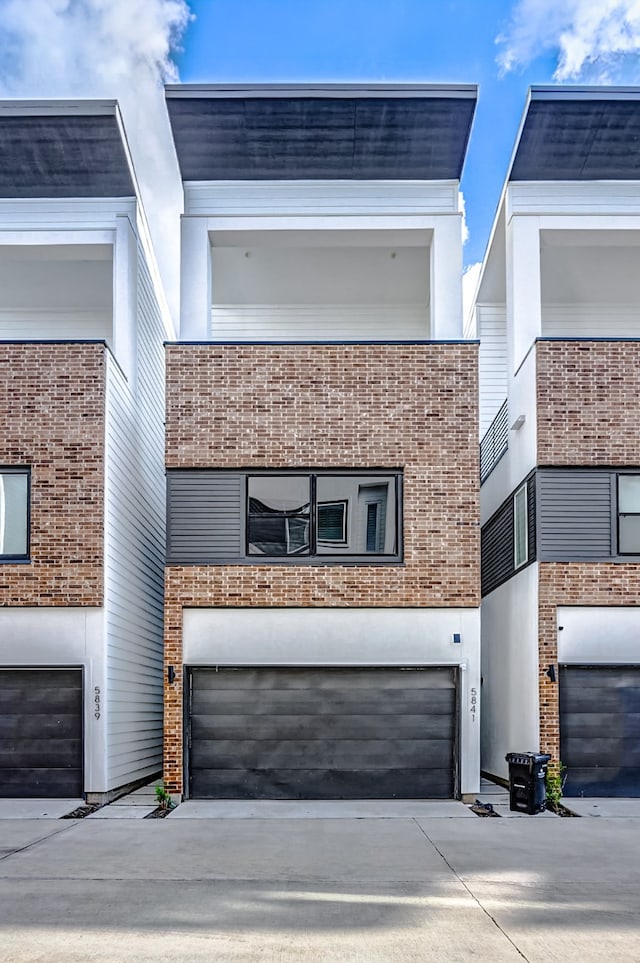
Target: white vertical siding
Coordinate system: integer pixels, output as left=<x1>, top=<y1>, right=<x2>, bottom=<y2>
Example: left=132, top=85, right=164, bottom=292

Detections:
left=541, top=303, right=640, bottom=338
left=104, top=246, right=165, bottom=789
left=477, top=303, right=508, bottom=436
left=210, top=304, right=429, bottom=341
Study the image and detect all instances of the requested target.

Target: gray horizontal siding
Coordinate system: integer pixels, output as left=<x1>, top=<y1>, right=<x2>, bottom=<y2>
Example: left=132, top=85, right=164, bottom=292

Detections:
left=537, top=470, right=612, bottom=560
left=167, top=471, right=243, bottom=563
left=481, top=474, right=535, bottom=597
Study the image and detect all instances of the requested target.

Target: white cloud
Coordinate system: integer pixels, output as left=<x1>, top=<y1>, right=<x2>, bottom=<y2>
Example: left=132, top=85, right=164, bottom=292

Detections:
left=497, top=0, right=640, bottom=81
left=0, top=0, right=192, bottom=326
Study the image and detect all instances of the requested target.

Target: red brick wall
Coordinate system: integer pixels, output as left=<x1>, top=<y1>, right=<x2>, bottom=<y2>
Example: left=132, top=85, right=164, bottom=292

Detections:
left=538, top=562, right=640, bottom=762
left=0, top=343, right=105, bottom=605
left=164, top=342, right=479, bottom=792
left=537, top=341, right=640, bottom=465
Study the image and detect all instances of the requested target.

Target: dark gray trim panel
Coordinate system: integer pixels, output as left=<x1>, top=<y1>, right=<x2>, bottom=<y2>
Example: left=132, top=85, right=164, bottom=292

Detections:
left=0, top=667, right=83, bottom=797
left=481, top=473, right=536, bottom=597
left=167, top=471, right=244, bottom=563
left=537, top=469, right=612, bottom=560
left=187, top=666, right=458, bottom=800
left=560, top=665, right=640, bottom=797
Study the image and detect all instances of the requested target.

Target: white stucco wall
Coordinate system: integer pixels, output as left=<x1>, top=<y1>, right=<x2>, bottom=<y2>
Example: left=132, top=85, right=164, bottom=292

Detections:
left=481, top=563, right=540, bottom=781
left=557, top=607, right=640, bottom=664
left=183, top=605, right=481, bottom=796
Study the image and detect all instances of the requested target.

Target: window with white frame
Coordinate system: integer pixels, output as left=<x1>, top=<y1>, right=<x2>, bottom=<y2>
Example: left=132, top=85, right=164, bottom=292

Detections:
left=618, top=475, right=640, bottom=555
left=514, top=483, right=528, bottom=569
left=0, top=469, right=29, bottom=560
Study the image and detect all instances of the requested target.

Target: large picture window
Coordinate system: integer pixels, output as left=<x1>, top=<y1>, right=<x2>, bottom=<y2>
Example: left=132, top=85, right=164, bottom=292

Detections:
left=618, top=475, right=640, bottom=555
left=0, top=469, right=29, bottom=560
left=247, top=472, right=401, bottom=559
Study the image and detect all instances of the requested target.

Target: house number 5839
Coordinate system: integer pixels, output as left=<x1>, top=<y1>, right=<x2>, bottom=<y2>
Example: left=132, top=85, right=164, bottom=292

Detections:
left=94, top=686, right=101, bottom=720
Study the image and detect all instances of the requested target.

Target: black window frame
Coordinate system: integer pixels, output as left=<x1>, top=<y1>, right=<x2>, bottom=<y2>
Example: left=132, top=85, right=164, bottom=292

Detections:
left=0, top=466, right=31, bottom=563
left=617, top=473, right=640, bottom=556
left=245, top=470, right=403, bottom=563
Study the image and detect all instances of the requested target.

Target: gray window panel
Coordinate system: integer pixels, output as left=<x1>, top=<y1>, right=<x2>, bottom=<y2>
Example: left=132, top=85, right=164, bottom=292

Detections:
left=247, top=476, right=311, bottom=556
left=619, top=515, right=640, bottom=554
left=537, top=470, right=611, bottom=560
left=0, top=471, right=28, bottom=558
left=619, top=476, right=640, bottom=513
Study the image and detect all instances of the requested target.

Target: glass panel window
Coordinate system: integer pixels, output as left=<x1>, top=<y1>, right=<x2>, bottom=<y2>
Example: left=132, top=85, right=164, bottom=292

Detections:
left=0, top=470, right=29, bottom=559
left=618, top=475, right=640, bottom=554
left=247, top=476, right=310, bottom=556
left=248, top=472, right=400, bottom=559
left=514, top=483, right=527, bottom=569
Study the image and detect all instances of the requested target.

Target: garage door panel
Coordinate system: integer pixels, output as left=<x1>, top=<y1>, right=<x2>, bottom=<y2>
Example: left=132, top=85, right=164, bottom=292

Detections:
left=0, top=713, right=82, bottom=740
left=0, top=739, right=83, bottom=768
left=0, top=669, right=83, bottom=798
left=562, top=767, right=640, bottom=798
left=560, top=712, right=640, bottom=739
left=561, top=737, right=640, bottom=768
left=192, top=712, right=453, bottom=741
left=192, top=687, right=455, bottom=717
left=560, top=666, right=640, bottom=798
left=189, top=667, right=457, bottom=799
left=192, top=737, right=454, bottom=771
left=191, top=767, right=454, bottom=800
left=193, top=668, right=456, bottom=691
left=2, top=768, right=83, bottom=798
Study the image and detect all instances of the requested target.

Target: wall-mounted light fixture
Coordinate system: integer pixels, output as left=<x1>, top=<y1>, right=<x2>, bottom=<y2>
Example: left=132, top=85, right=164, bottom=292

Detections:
left=545, top=664, right=557, bottom=683
left=452, top=633, right=461, bottom=644
left=511, top=414, right=526, bottom=431
left=167, top=665, right=176, bottom=685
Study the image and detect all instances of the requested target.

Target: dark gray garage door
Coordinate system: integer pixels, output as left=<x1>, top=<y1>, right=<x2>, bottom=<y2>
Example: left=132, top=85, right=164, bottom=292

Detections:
left=560, top=665, right=640, bottom=797
left=0, top=668, right=83, bottom=797
left=188, top=666, right=457, bottom=799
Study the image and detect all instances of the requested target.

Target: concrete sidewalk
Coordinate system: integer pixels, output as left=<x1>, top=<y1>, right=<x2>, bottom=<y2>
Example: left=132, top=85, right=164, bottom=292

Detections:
left=1, top=813, right=640, bottom=961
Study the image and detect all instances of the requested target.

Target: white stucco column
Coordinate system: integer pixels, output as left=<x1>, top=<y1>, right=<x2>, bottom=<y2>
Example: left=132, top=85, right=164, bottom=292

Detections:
left=507, top=215, right=542, bottom=372
left=180, top=216, right=211, bottom=340
left=430, top=214, right=463, bottom=339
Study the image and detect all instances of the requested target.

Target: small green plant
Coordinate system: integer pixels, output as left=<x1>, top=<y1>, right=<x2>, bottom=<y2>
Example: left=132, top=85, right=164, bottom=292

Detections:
left=155, top=784, right=173, bottom=809
left=545, top=761, right=567, bottom=812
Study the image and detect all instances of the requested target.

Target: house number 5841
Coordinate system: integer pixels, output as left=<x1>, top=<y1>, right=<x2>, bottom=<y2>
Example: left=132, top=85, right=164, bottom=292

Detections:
left=94, top=686, right=101, bottom=720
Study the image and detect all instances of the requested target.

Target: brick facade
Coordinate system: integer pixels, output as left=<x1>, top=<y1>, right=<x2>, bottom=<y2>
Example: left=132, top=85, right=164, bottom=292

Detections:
left=537, top=340, right=640, bottom=466
left=0, top=343, right=105, bottom=606
left=538, top=562, right=640, bottom=762
left=164, top=342, right=480, bottom=792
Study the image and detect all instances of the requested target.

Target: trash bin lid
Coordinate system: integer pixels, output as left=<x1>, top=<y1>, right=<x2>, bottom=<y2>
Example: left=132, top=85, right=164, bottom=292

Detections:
left=505, top=752, right=551, bottom=765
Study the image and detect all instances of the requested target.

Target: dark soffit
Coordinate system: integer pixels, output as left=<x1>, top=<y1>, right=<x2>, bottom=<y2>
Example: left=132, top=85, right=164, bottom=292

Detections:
left=0, top=105, right=135, bottom=198
left=165, top=85, right=477, bottom=181
left=511, top=88, right=640, bottom=181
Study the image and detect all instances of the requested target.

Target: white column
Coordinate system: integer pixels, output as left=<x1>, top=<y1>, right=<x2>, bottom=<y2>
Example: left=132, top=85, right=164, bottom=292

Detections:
left=180, top=216, right=211, bottom=340
left=430, top=214, right=463, bottom=339
left=113, top=215, right=138, bottom=384
left=507, top=215, right=542, bottom=373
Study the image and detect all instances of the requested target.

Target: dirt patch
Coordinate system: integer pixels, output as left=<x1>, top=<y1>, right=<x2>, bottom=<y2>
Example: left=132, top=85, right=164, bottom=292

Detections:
left=60, top=803, right=104, bottom=819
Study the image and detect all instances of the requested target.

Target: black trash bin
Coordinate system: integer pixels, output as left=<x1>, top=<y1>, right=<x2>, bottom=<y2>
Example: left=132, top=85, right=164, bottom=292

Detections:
left=505, top=752, right=551, bottom=814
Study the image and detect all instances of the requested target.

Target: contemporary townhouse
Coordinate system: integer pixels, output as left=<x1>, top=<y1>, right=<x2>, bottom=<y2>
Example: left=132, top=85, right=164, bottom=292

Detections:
left=163, top=84, right=481, bottom=801
left=0, top=101, right=173, bottom=799
left=475, top=87, right=640, bottom=796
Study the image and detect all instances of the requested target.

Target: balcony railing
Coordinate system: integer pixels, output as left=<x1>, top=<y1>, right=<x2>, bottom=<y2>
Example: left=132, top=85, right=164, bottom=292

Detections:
left=480, top=399, right=508, bottom=483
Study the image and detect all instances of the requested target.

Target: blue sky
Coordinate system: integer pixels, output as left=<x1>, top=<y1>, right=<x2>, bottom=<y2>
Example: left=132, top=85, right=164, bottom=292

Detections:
left=172, top=1, right=577, bottom=269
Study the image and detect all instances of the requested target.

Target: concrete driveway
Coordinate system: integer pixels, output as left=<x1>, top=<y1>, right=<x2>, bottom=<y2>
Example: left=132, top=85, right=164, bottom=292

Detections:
left=1, top=814, right=639, bottom=962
